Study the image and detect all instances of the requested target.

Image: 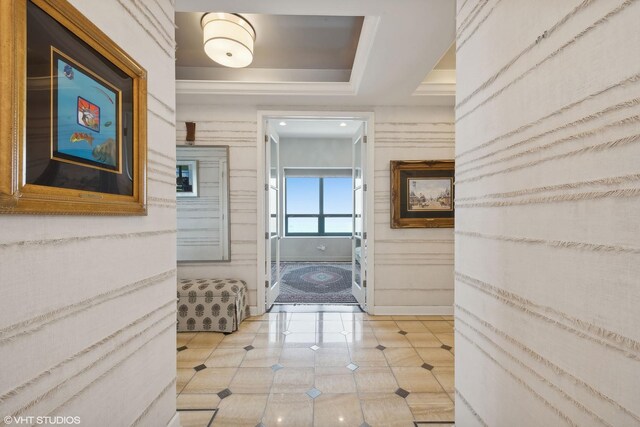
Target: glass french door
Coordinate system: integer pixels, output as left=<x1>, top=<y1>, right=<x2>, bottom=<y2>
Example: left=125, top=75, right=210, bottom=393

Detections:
left=265, top=128, right=281, bottom=309
left=351, top=123, right=366, bottom=309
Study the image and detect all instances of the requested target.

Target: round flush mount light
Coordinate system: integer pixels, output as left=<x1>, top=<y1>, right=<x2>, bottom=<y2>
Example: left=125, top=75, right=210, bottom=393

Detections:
left=279, top=121, right=287, bottom=126
left=339, top=122, right=347, bottom=127
left=201, top=12, right=256, bottom=68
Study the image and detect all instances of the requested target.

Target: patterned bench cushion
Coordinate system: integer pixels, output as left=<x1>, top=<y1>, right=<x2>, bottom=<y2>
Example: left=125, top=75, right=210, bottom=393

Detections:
left=177, top=278, right=249, bottom=333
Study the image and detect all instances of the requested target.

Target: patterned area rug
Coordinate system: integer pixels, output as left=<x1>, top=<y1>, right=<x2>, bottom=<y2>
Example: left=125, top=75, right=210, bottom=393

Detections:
left=274, top=262, right=358, bottom=304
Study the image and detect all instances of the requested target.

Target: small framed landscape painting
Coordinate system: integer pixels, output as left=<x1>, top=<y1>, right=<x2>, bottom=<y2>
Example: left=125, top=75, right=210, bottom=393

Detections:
left=0, top=0, right=147, bottom=215
left=176, top=160, right=198, bottom=197
left=390, top=160, right=455, bottom=228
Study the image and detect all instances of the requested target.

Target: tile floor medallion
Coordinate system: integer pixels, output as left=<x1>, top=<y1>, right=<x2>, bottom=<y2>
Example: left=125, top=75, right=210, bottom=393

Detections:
left=177, top=308, right=454, bottom=426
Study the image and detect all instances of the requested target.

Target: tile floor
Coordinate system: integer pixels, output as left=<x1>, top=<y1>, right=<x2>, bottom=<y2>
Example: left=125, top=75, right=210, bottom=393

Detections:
left=177, top=312, right=454, bottom=427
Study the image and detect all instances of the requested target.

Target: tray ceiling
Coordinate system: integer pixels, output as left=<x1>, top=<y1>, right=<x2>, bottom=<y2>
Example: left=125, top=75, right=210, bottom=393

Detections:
left=176, top=13, right=363, bottom=72
left=175, top=0, right=456, bottom=106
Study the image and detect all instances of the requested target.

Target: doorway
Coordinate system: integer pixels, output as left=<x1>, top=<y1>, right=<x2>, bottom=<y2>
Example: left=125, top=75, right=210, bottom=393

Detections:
left=276, top=173, right=356, bottom=305
left=257, top=111, right=375, bottom=314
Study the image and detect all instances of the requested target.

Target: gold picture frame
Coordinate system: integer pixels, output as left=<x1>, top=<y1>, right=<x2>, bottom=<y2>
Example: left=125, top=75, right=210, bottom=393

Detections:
left=0, top=0, right=147, bottom=215
left=390, top=160, right=455, bottom=228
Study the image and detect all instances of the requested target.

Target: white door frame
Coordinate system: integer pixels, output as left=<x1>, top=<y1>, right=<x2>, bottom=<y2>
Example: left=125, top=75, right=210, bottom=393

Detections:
left=351, top=122, right=366, bottom=309
left=264, top=127, right=281, bottom=308
left=256, top=110, right=376, bottom=315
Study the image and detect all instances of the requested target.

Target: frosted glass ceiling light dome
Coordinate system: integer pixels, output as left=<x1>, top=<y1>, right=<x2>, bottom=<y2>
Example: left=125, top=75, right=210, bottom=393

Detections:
left=201, top=12, right=256, bottom=68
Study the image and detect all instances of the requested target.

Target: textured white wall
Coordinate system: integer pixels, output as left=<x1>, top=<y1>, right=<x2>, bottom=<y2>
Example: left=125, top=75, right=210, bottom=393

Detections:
left=279, top=237, right=352, bottom=262
left=0, top=1, right=177, bottom=426
left=373, top=106, right=455, bottom=314
left=175, top=104, right=456, bottom=313
left=455, top=0, right=640, bottom=425
left=176, top=105, right=259, bottom=308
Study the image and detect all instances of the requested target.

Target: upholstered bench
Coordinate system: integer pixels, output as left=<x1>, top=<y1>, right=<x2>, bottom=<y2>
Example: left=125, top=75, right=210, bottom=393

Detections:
left=177, top=279, right=250, bottom=333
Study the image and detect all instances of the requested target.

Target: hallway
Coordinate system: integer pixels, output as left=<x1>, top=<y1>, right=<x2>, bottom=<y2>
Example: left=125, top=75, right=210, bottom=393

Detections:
left=176, top=312, right=454, bottom=426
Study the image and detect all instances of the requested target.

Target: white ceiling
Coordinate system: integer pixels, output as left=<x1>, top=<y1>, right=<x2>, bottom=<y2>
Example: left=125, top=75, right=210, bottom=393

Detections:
left=268, top=119, right=363, bottom=139
left=175, top=0, right=456, bottom=107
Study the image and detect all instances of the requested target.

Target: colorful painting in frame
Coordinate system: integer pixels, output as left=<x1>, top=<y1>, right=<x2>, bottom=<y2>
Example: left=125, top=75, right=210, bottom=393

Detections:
left=0, top=0, right=147, bottom=215
left=391, top=160, right=455, bottom=228
left=51, top=48, right=122, bottom=173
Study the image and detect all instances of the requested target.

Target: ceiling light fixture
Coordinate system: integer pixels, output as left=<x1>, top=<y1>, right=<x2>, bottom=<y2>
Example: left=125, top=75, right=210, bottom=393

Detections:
left=279, top=121, right=287, bottom=126
left=339, top=122, right=347, bottom=127
left=201, top=12, right=256, bottom=68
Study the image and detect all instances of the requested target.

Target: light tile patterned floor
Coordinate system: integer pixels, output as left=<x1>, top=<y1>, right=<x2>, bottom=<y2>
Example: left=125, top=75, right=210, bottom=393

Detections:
left=177, top=312, right=454, bottom=427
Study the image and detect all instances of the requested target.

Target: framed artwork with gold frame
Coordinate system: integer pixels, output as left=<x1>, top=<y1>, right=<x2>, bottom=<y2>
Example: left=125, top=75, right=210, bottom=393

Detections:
left=0, top=0, right=147, bottom=215
left=390, top=160, right=454, bottom=228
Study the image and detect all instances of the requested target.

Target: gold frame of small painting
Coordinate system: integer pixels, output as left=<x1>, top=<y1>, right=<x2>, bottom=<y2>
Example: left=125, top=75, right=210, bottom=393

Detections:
left=0, top=0, right=147, bottom=215
left=390, top=160, right=455, bottom=228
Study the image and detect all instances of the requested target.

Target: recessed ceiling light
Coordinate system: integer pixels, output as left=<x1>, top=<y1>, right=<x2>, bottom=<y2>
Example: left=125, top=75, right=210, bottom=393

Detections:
left=339, top=122, right=347, bottom=127
left=279, top=121, right=287, bottom=126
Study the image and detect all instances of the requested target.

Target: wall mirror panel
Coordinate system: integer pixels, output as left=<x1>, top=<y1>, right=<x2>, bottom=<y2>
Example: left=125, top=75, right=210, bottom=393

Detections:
left=176, top=145, right=230, bottom=262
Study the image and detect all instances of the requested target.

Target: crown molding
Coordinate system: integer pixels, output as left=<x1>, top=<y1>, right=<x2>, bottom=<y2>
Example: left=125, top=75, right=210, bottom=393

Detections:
left=413, top=69, right=456, bottom=97
left=412, top=82, right=456, bottom=97
left=175, top=80, right=356, bottom=96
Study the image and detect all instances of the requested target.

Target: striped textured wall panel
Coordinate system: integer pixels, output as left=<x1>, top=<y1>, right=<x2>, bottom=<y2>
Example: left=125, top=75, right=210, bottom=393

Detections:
left=455, top=0, right=640, bottom=425
left=373, top=106, right=455, bottom=312
left=0, top=0, right=177, bottom=426
left=174, top=105, right=458, bottom=314
left=175, top=106, right=259, bottom=307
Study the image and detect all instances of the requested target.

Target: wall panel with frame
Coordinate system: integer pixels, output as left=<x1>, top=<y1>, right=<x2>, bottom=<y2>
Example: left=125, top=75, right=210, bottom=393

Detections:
left=176, top=145, right=230, bottom=262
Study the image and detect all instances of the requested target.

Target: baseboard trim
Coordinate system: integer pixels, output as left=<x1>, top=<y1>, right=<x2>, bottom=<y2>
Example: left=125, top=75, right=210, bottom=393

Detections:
left=167, top=412, right=181, bottom=427
left=373, top=306, right=453, bottom=315
left=250, top=305, right=452, bottom=316
left=280, top=258, right=352, bottom=263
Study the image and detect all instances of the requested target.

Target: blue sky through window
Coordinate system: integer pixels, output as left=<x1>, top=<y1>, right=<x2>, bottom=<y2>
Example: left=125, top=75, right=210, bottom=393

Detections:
left=286, top=176, right=352, bottom=235
left=323, top=177, right=351, bottom=214
left=286, top=177, right=319, bottom=214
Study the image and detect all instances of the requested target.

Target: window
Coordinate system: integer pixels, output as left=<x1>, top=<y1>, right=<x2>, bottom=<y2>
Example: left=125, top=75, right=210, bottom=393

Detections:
left=286, top=176, right=352, bottom=236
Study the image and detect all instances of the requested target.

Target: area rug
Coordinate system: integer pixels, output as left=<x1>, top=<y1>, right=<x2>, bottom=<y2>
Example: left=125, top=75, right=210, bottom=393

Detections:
left=274, top=262, right=358, bottom=304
